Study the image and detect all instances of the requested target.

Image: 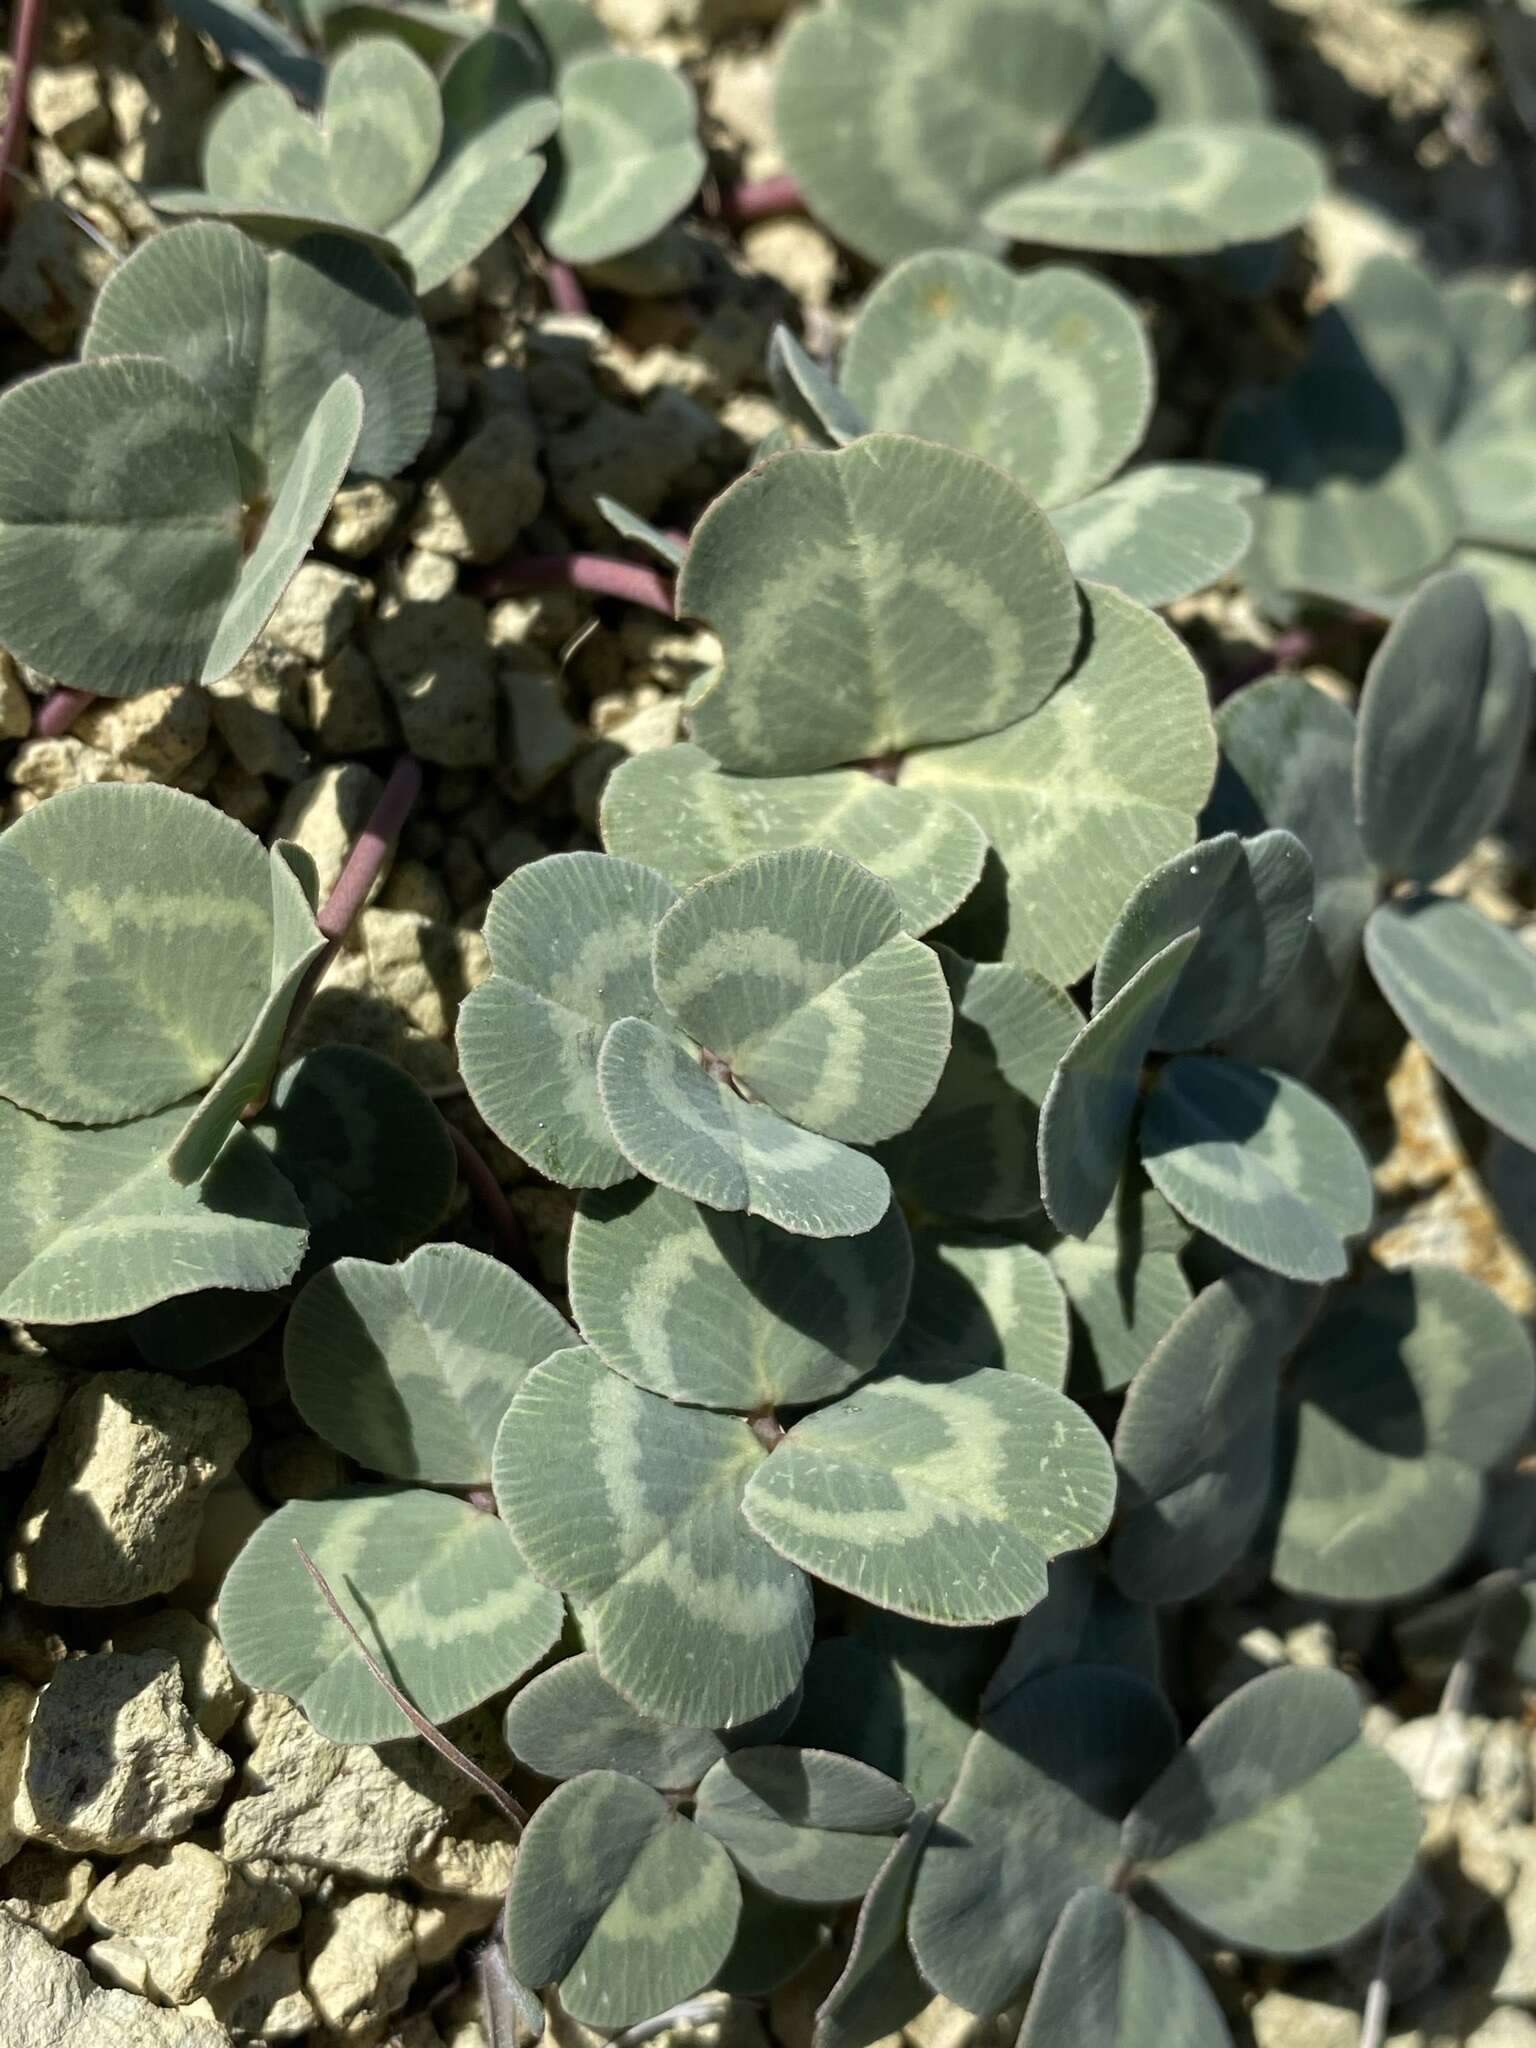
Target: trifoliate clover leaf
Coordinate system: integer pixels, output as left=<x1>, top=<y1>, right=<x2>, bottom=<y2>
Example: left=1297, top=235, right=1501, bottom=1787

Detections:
left=596, top=1017, right=895, bottom=1239
left=285, top=1241, right=574, bottom=1484
left=251, top=1043, right=456, bottom=1272
left=681, top=436, right=1081, bottom=776
left=533, top=51, right=705, bottom=265
left=903, top=580, right=1217, bottom=987
left=716, top=1883, right=830, bottom=1999
left=1018, top=1887, right=1231, bottom=2048
left=0, top=358, right=361, bottom=696
left=1092, top=830, right=1315, bottom=1050
left=908, top=1665, right=1179, bottom=2014
left=600, top=743, right=988, bottom=939
left=884, top=1230, right=1070, bottom=1388
left=82, top=220, right=433, bottom=489
left=775, top=0, right=1319, bottom=265
left=505, top=1770, right=741, bottom=2029
left=877, top=951, right=1081, bottom=1226
left=165, top=31, right=560, bottom=293
left=741, top=1369, right=1116, bottom=1627
left=504, top=1652, right=798, bottom=1790
left=1140, top=1056, right=1374, bottom=1283
left=1205, top=676, right=1374, bottom=1073
left=0, top=1102, right=308, bottom=1325
left=649, top=848, right=952, bottom=1146
left=813, top=1813, right=934, bottom=2048
left=1048, top=462, right=1262, bottom=610
left=0, top=784, right=306, bottom=1128
left=1121, top=1667, right=1421, bottom=1952
left=457, top=851, right=679, bottom=1190
left=1110, top=1268, right=1319, bottom=1605
left=693, top=1747, right=913, bottom=1906
left=494, top=1347, right=814, bottom=1728
left=1354, top=569, right=1532, bottom=884
left=983, top=120, right=1325, bottom=256
left=569, top=1179, right=912, bottom=1412
left=1364, top=893, right=1536, bottom=1153
left=839, top=255, right=1153, bottom=510
left=1039, top=931, right=1198, bottom=1240
left=217, top=1486, right=564, bottom=1743
left=1272, top=1266, right=1535, bottom=1603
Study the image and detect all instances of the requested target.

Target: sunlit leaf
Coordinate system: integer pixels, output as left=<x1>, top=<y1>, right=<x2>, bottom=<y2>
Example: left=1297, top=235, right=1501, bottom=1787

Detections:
left=570, top=1179, right=911, bottom=1411
left=537, top=51, right=703, bottom=264
left=1052, top=462, right=1259, bottom=607
left=494, top=1348, right=813, bottom=1726
left=217, top=1486, right=563, bottom=1743
left=743, top=1369, right=1116, bottom=1626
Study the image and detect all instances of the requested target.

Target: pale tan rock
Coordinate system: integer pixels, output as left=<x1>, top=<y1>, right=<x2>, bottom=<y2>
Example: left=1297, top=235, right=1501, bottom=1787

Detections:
left=0, top=652, right=31, bottom=739
left=87, top=1843, right=299, bottom=2006
left=305, top=1891, right=418, bottom=2039
left=705, top=47, right=777, bottom=165
left=207, top=759, right=273, bottom=833
left=741, top=220, right=838, bottom=308
left=205, top=643, right=307, bottom=783
left=326, top=480, right=413, bottom=558
left=598, top=695, right=683, bottom=755
left=220, top=1693, right=484, bottom=1883
left=412, top=1889, right=501, bottom=1967
left=308, top=646, right=397, bottom=755
left=7, top=735, right=116, bottom=797
left=0, top=1844, right=94, bottom=1938
left=368, top=594, right=498, bottom=767
left=206, top=1941, right=314, bottom=2040
left=73, top=686, right=211, bottom=784
left=1246, top=1989, right=1376, bottom=2047
left=1, top=1680, right=36, bottom=1867
left=395, top=548, right=459, bottom=605
left=109, top=1613, right=244, bottom=1743
left=409, top=1816, right=515, bottom=1901
left=0, top=1354, right=76, bottom=1471
left=350, top=908, right=481, bottom=1041
left=29, top=62, right=109, bottom=151
left=1384, top=1713, right=1490, bottom=1803
left=9, top=1373, right=250, bottom=1608
left=1, top=1905, right=237, bottom=2046
left=14, top=1652, right=233, bottom=1855
left=272, top=762, right=386, bottom=903
left=265, top=563, right=373, bottom=665
left=410, top=412, right=546, bottom=563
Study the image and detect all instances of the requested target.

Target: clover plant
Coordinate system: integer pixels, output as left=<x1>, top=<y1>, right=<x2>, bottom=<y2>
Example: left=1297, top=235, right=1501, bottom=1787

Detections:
left=773, top=0, right=1326, bottom=266
left=163, top=0, right=706, bottom=281
left=766, top=253, right=1262, bottom=607
left=0, top=782, right=453, bottom=1337
left=1225, top=253, right=1536, bottom=631
left=0, top=216, right=434, bottom=695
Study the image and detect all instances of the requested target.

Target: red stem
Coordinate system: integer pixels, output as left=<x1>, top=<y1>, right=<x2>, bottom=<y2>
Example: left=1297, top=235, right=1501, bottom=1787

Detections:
left=448, top=1125, right=528, bottom=1266
left=0, top=0, right=44, bottom=227
left=31, top=685, right=95, bottom=738
left=317, top=752, right=423, bottom=941
left=543, top=257, right=589, bottom=315
left=472, top=553, right=674, bottom=615
left=726, top=172, right=807, bottom=226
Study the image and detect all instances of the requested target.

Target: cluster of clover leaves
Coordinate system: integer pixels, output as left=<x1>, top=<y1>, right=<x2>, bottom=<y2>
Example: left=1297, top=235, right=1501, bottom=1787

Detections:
left=3, top=0, right=1536, bottom=2041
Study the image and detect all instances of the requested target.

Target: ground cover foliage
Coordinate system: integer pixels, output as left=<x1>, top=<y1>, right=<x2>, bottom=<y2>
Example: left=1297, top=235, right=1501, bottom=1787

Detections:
left=3, top=1, right=1536, bottom=2044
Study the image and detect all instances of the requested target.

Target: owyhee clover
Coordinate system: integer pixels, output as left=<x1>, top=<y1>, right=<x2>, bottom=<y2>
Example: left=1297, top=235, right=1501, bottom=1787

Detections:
left=674, top=434, right=1219, bottom=989
left=1037, top=827, right=1378, bottom=1283
left=0, top=782, right=455, bottom=1336
left=0, top=212, right=433, bottom=699
left=773, top=0, right=1325, bottom=267
left=910, top=1662, right=1419, bottom=2031
left=156, top=28, right=561, bottom=294
left=768, top=252, right=1262, bottom=608
left=1215, top=568, right=1536, bottom=1149
left=159, top=1, right=708, bottom=288
left=456, top=843, right=955, bottom=1237
left=0, top=783, right=323, bottom=1325
left=1110, top=1261, right=1535, bottom=1606
left=1224, top=252, right=1536, bottom=632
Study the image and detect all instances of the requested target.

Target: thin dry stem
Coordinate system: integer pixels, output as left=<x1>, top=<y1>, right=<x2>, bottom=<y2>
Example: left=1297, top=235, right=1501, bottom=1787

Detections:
left=293, top=1539, right=528, bottom=1832
left=0, top=0, right=45, bottom=227
left=473, top=552, right=674, bottom=616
